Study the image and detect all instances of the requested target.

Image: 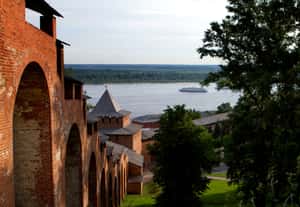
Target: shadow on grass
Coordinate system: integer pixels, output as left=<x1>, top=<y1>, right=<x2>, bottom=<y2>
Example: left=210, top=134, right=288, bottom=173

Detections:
left=202, top=191, right=238, bottom=207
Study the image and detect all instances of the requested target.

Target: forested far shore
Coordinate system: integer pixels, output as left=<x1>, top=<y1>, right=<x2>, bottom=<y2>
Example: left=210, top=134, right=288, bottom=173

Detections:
left=65, top=65, right=219, bottom=84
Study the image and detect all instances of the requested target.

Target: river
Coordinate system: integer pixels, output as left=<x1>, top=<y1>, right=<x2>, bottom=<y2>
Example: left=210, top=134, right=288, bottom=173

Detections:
left=84, top=82, right=240, bottom=118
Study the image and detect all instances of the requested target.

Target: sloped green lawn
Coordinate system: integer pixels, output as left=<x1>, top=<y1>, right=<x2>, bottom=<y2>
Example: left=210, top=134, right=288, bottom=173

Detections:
left=121, top=180, right=238, bottom=207
left=202, top=180, right=238, bottom=207
left=121, top=182, right=159, bottom=207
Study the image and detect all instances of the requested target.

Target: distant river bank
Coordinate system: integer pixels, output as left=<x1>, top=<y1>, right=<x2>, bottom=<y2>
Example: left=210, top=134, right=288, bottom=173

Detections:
left=84, top=82, right=240, bottom=118
left=65, top=64, right=219, bottom=84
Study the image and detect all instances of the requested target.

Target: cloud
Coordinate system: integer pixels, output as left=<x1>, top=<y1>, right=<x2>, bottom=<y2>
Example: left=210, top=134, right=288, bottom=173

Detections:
left=28, top=0, right=228, bottom=64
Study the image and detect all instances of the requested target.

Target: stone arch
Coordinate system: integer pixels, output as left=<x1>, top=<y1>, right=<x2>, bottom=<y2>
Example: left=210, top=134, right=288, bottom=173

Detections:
left=115, top=176, right=119, bottom=207
left=65, top=124, right=83, bottom=207
left=88, top=153, right=97, bottom=207
left=109, top=173, right=113, bottom=207
left=13, top=62, right=53, bottom=207
left=100, top=169, right=107, bottom=207
left=118, top=169, right=122, bottom=204
left=119, top=165, right=123, bottom=200
left=123, top=167, right=127, bottom=195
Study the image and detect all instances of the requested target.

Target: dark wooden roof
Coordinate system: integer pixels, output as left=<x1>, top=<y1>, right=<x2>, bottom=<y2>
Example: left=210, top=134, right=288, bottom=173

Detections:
left=26, top=0, right=63, bottom=17
left=142, top=129, right=156, bottom=141
left=99, top=132, right=110, bottom=143
left=133, top=114, right=161, bottom=123
left=106, top=141, right=144, bottom=167
left=101, top=123, right=142, bottom=136
left=87, top=113, right=98, bottom=124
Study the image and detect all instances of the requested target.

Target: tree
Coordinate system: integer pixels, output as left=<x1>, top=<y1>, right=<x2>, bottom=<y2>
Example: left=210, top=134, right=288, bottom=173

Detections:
left=86, top=103, right=95, bottom=112
left=198, top=0, right=300, bottom=206
left=150, top=105, right=217, bottom=207
left=186, top=109, right=202, bottom=119
left=216, top=102, right=232, bottom=114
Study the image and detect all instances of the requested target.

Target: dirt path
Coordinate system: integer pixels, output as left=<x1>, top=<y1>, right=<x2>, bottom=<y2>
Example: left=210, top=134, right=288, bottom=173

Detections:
left=207, top=176, right=229, bottom=181
left=144, top=171, right=229, bottom=182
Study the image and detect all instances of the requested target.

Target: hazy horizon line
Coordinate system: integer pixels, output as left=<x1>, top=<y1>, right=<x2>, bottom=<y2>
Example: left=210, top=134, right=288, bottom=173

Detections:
left=65, top=63, right=221, bottom=66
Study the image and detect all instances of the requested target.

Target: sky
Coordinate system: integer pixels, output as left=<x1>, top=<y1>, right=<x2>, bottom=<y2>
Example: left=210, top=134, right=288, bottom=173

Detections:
left=27, top=0, right=229, bottom=64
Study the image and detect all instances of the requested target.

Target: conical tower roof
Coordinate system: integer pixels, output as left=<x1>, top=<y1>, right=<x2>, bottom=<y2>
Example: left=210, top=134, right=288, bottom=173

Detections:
left=89, top=89, right=131, bottom=120
left=94, top=89, right=121, bottom=114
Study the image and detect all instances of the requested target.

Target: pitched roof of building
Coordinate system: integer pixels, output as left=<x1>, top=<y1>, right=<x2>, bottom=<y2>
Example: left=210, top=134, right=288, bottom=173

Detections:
left=142, top=129, right=157, bottom=141
left=99, top=132, right=110, bottom=143
left=133, top=114, right=161, bottom=123
left=106, top=141, right=144, bottom=167
left=87, top=113, right=98, bottom=123
left=100, top=123, right=142, bottom=136
left=193, top=112, right=230, bottom=126
left=26, top=0, right=63, bottom=17
left=89, top=90, right=131, bottom=118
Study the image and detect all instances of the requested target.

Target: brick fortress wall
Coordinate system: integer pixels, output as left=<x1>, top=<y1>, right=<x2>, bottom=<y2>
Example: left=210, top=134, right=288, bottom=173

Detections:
left=0, top=1, right=128, bottom=206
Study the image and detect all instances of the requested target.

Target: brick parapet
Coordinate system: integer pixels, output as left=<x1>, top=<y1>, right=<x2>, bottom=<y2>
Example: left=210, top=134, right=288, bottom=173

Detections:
left=0, top=1, right=131, bottom=206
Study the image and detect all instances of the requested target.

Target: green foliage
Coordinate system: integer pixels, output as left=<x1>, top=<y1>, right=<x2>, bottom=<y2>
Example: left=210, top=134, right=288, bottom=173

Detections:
left=187, top=109, right=202, bottom=120
left=198, top=0, right=300, bottom=206
left=149, top=105, right=218, bottom=207
left=216, top=103, right=232, bottom=114
left=86, top=103, right=95, bottom=112
left=64, top=68, right=74, bottom=77
left=202, top=180, right=238, bottom=207
left=121, top=182, right=159, bottom=207
left=207, top=172, right=227, bottom=178
left=64, top=68, right=211, bottom=84
left=121, top=181, right=238, bottom=207
left=211, top=103, right=232, bottom=148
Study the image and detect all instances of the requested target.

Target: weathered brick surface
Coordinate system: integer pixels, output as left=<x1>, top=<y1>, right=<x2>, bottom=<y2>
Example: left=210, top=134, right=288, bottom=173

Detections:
left=132, top=131, right=142, bottom=154
left=88, top=153, right=97, bottom=207
left=122, top=115, right=131, bottom=128
left=65, top=124, right=83, bottom=207
left=98, top=115, right=131, bottom=129
left=98, top=117, right=123, bottom=129
left=100, top=166, right=108, bottom=207
left=109, top=131, right=142, bottom=154
left=0, top=0, right=59, bottom=206
left=128, top=163, right=143, bottom=177
left=142, top=140, right=155, bottom=170
left=13, top=65, right=53, bottom=207
left=0, top=1, right=129, bottom=206
left=127, top=182, right=143, bottom=195
left=132, top=121, right=160, bottom=129
left=118, top=154, right=128, bottom=201
left=108, top=158, right=119, bottom=207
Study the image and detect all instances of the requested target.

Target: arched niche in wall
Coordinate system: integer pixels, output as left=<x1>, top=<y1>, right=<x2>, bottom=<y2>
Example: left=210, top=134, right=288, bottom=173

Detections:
left=65, top=124, right=83, bottom=207
left=13, top=62, right=53, bottom=207
left=88, top=153, right=97, bottom=207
